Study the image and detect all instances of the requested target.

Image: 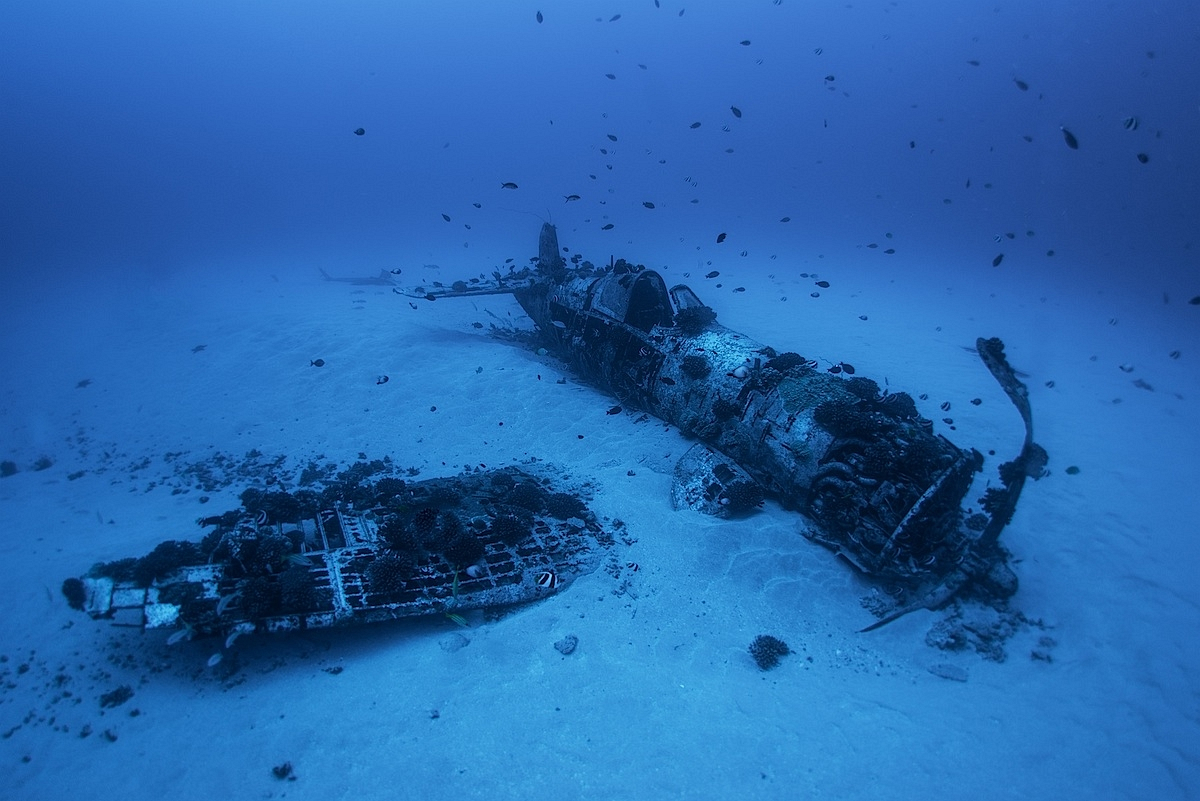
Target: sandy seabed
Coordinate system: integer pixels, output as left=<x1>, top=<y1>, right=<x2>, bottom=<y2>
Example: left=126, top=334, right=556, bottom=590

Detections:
left=1, top=252, right=1197, bottom=800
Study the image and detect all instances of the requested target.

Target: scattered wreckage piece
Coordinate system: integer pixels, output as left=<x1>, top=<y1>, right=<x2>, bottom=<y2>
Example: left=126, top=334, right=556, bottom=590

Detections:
left=66, top=466, right=608, bottom=642
left=401, top=224, right=1046, bottom=629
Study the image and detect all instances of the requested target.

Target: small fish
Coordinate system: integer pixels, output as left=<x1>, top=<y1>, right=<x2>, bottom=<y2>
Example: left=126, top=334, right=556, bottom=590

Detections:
left=255, top=509, right=269, bottom=526
left=564, top=194, right=581, bottom=202
left=813, top=47, right=823, bottom=55
left=1060, top=127, right=1079, bottom=149
left=353, top=127, right=365, bottom=136
left=1189, top=296, right=1200, bottom=305
left=441, top=213, right=451, bottom=222
left=716, top=232, right=727, bottom=243
left=941, top=401, right=952, bottom=411
left=536, top=10, right=543, bottom=23
left=1014, top=79, right=1029, bottom=91
left=884, top=248, right=895, bottom=254
left=609, top=14, right=621, bottom=21
left=390, top=267, right=402, bottom=274
left=840, top=363, right=855, bottom=374
left=626, top=562, right=640, bottom=571
left=376, top=375, right=389, bottom=385
left=660, top=376, right=676, bottom=385
left=1122, top=116, right=1139, bottom=131
left=191, top=344, right=206, bottom=353
left=500, top=181, right=519, bottom=189
left=1137, top=152, right=1149, bottom=164
left=740, top=40, right=751, bottom=46
left=706, top=270, right=719, bottom=278
left=166, top=628, right=192, bottom=645
left=76, top=378, right=92, bottom=388
left=472, top=202, right=482, bottom=208
left=601, top=223, right=614, bottom=230
left=827, top=364, right=842, bottom=374
left=689, top=121, right=702, bottom=129
left=311, top=359, right=326, bottom=367
left=815, top=280, right=830, bottom=288
left=643, top=201, right=655, bottom=209
left=606, top=405, right=623, bottom=415
left=967, top=59, right=980, bottom=66
left=207, top=653, right=223, bottom=668
left=535, top=571, right=559, bottom=589
left=607, top=134, right=618, bottom=141
left=992, top=253, right=1005, bottom=267
left=780, top=216, right=790, bottom=222
left=605, top=73, right=617, bottom=80
left=824, top=74, right=835, bottom=82
left=730, top=106, right=742, bottom=118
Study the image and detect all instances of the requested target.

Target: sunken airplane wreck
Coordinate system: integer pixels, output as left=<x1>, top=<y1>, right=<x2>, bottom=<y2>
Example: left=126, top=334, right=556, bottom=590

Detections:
left=402, top=224, right=1048, bottom=629
left=66, top=466, right=612, bottom=641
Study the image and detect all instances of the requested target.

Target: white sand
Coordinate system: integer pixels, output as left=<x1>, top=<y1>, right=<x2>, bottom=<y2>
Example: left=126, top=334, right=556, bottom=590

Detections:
left=1, top=243, right=1196, bottom=800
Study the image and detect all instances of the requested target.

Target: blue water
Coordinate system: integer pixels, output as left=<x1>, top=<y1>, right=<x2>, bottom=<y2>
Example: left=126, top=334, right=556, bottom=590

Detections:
left=5, top=1, right=1198, bottom=290
left=3, top=3, right=1199, bottom=800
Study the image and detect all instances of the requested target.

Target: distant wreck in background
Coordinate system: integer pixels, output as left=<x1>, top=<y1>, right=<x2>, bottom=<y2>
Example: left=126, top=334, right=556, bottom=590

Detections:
left=66, top=465, right=610, bottom=641
left=402, top=224, right=1048, bottom=630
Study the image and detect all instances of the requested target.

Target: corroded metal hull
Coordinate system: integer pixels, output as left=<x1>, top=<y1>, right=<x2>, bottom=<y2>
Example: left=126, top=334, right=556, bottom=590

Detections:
left=406, top=225, right=1046, bottom=623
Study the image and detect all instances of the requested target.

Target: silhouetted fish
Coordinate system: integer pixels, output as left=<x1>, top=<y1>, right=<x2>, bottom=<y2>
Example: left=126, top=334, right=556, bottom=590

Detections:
left=311, top=359, right=325, bottom=367
left=716, top=232, right=727, bottom=243
left=690, top=121, right=702, bottom=129
left=500, top=182, right=519, bottom=189
left=353, top=128, right=365, bottom=135
left=1014, top=79, right=1029, bottom=91
left=643, top=201, right=655, bottom=209
left=993, top=254, right=1005, bottom=267
left=730, top=106, right=742, bottom=118
left=1060, top=127, right=1079, bottom=149
left=536, top=10, right=543, bottom=23
left=601, top=223, right=614, bottom=230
